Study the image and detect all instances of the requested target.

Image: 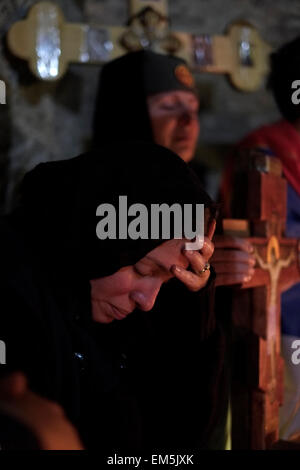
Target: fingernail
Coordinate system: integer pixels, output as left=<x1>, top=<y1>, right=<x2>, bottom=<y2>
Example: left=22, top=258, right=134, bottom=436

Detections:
left=249, top=257, right=256, bottom=266
left=244, top=275, right=251, bottom=282
left=172, top=265, right=182, bottom=273
left=184, top=249, right=194, bottom=256
left=248, top=245, right=254, bottom=253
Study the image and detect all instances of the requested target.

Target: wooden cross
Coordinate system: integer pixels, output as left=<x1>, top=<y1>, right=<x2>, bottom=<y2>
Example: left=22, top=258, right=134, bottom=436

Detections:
left=7, top=0, right=270, bottom=91
left=223, top=150, right=300, bottom=449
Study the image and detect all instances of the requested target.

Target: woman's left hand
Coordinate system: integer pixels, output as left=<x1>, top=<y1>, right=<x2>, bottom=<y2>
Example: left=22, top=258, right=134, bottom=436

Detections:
left=171, top=220, right=216, bottom=292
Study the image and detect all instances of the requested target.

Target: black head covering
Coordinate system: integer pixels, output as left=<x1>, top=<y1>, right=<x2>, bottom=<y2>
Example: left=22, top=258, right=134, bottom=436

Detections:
left=12, top=141, right=214, bottom=283
left=93, top=50, right=197, bottom=146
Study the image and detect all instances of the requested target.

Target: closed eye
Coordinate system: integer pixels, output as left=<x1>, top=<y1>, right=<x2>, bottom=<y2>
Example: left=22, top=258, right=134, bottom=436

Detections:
left=160, top=105, right=177, bottom=111
left=133, top=262, right=172, bottom=283
left=133, top=264, right=153, bottom=277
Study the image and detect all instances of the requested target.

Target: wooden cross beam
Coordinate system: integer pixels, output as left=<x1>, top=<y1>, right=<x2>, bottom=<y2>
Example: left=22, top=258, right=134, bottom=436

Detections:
left=223, top=150, right=300, bottom=449
left=7, top=0, right=271, bottom=91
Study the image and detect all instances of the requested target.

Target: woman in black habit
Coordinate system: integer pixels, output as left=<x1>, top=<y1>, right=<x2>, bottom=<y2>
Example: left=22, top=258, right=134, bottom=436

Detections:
left=0, top=141, right=226, bottom=451
left=93, top=50, right=230, bottom=449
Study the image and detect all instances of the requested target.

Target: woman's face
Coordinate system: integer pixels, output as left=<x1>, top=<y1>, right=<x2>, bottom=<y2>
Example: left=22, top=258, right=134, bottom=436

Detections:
left=147, top=90, right=200, bottom=163
left=90, top=239, right=189, bottom=323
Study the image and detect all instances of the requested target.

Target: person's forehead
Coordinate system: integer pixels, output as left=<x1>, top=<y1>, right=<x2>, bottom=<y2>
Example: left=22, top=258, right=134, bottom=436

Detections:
left=148, top=90, right=199, bottom=105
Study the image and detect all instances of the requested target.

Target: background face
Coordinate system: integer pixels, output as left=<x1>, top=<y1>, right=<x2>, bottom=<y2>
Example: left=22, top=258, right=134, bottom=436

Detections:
left=147, top=91, right=200, bottom=163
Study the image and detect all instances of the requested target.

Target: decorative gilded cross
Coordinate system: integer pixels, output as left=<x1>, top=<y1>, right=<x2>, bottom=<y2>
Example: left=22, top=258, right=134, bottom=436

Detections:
left=7, top=0, right=270, bottom=91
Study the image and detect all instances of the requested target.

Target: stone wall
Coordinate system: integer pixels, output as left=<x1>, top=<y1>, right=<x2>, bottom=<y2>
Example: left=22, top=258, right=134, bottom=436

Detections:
left=1, top=0, right=300, bottom=209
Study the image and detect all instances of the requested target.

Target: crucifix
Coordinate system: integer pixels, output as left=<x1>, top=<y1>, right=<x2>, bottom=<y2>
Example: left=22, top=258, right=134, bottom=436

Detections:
left=7, top=0, right=270, bottom=91
left=222, top=149, right=300, bottom=449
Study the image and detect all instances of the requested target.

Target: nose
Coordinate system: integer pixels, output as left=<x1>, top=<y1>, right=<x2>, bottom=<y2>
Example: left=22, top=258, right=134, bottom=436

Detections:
left=130, top=283, right=161, bottom=312
left=178, top=109, right=195, bottom=126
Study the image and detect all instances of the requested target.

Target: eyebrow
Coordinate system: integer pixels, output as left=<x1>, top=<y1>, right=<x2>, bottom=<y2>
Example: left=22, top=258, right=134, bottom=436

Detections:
left=146, top=254, right=190, bottom=277
left=146, top=256, right=172, bottom=276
